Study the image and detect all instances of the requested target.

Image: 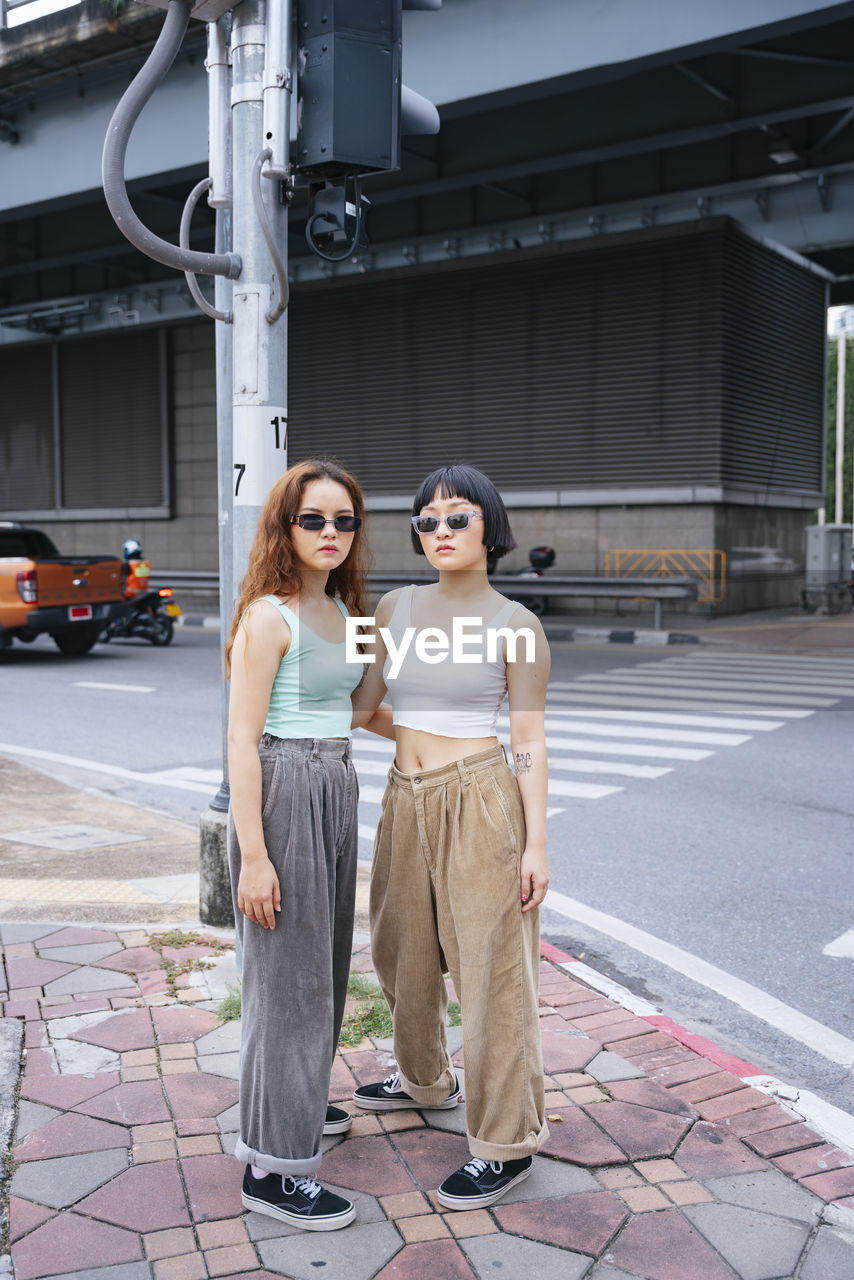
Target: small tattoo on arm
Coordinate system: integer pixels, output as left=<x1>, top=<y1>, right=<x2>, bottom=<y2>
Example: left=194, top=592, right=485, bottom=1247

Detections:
left=515, top=751, right=533, bottom=775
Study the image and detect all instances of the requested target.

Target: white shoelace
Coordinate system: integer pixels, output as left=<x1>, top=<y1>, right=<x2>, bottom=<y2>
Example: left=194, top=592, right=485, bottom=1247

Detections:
left=286, top=1175, right=322, bottom=1200
left=462, top=1157, right=502, bottom=1179
left=382, top=1071, right=403, bottom=1093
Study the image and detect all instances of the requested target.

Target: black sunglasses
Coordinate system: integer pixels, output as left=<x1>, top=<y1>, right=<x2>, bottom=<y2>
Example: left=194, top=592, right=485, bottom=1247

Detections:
left=411, top=511, right=482, bottom=534
left=291, top=513, right=362, bottom=533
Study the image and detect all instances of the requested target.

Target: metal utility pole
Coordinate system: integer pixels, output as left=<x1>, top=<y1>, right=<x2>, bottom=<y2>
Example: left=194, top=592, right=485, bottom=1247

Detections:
left=836, top=326, right=846, bottom=525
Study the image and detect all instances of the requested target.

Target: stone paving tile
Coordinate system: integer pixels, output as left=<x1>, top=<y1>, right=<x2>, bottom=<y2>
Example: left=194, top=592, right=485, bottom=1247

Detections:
left=744, top=1123, right=824, bottom=1158
left=633, top=1158, right=687, bottom=1182
left=540, top=1106, right=625, bottom=1165
left=69, top=1009, right=155, bottom=1052
left=134, top=1139, right=177, bottom=1163
left=258, top=1220, right=402, bottom=1280
left=15, top=1098, right=60, bottom=1140
left=77, top=1159, right=191, bottom=1231
left=164, top=1071, right=239, bottom=1119
left=626, top=1046, right=696, bottom=1073
left=322, top=1132, right=424, bottom=1194
left=586, top=1051, right=645, bottom=1083
left=605, top=1031, right=675, bottom=1058
left=8, top=1196, right=55, bottom=1243
left=153, top=1005, right=219, bottom=1042
left=39, top=943, right=123, bottom=965
left=496, top=1189, right=628, bottom=1254
left=144, top=1227, right=198, bottom=1260
left=444, top=1209, right=497, bottom=1238
left=652, top=1058, right=722, bottom=1088
left=773, top=1142, right=853, bottom=1178
left=675, top=1121, right=768, bottom=1178
left=399, top=1214, right=451, bottom=1242
left=74, top=1080, right=171, bottom=1126
left=462, top=1233, right=591, bottom=1280
left=618, top=1185, right=670, bottom=1212
left=40, top=1265, right=152, bottom=1280
left=11, top=1148, right=128, bottom=1208
left=182, top=1153, right=246, bottom=1222
left=94, top=946, right=163, bottom=973
left=204, top=1243, right=259, bottom=1276
left=6, top=956, right=76, bottom=988
left=597, top=1166, right=645, bottom=1190
left=661, top=1180, right=714, bottom=1206
left=538, top=1029, right=600, bottom=1073
left=15, top=1111, right=131, bottom=1162
left=34, top=927, right=120, bottom=948
left=153, top=1255, right=207, bottom=1280
left=196, top=1219, right=250, bottom=1249
left=608, top=1078, right=697, bottom=1118
left=719, top=1102, right=796, bottom=1139
left=194, top=1023, right=241, bottom=1056
left=379, top=1190, right=432, bottom=1218
left=670, top=1070, right=746, bottom=1104
left=43, top=967, right=137, bottom=996
left=694, top=1088, right=774, bottom=1123
left=799, top=1165, right=854, bottom=1201
left=604, top=1206, right=737, bottom=1280
left=343, top=1047, right=398, bottom=1086
left=19, top=1068, right=121, bottom=1110
left=799, top=1224, right=854, bottom=1279
left=581, top=1100, right=692, bottom=1160
left=683, top=1202, right=810, bottom=1280
left=12, top=1212, right=144, bottom=1280
left=704, top=1168, right=822, bottom=1224
left=564, top=1004, right=624, bottom=1027
left=198, top=1051, right=239, bottom=1079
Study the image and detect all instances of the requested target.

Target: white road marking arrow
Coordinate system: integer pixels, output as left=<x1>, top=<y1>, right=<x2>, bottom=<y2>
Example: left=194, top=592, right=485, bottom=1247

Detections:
left=822, top=929, right=854, bottom=958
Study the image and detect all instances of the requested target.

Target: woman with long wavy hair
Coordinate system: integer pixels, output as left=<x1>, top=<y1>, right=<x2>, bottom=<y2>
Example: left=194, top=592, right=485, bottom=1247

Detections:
left=225, top=458, right=375, bottom=1232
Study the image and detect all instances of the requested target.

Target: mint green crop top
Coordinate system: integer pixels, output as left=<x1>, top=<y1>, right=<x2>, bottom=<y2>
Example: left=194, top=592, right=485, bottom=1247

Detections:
left=258, top=595, right=362, bottom=739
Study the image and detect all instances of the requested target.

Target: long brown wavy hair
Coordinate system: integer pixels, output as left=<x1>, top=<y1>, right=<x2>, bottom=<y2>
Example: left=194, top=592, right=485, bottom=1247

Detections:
left=225, top=458, right=371, bottom=673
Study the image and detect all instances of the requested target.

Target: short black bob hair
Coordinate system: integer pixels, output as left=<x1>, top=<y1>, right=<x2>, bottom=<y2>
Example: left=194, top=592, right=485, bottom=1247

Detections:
left=410, top=464, right=517, bottom=559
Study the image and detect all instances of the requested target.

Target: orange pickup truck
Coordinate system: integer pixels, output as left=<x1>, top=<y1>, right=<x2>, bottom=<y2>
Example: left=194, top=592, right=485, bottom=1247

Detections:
left=0, top=522, right=128, bottom=656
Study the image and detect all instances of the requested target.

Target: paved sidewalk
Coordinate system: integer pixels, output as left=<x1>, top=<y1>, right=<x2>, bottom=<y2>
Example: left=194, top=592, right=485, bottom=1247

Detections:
left=3, top=924, right=854, bottom=1280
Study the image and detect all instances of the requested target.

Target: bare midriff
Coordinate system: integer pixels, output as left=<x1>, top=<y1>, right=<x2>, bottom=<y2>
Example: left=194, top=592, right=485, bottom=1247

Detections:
left=394, top=725, right=499, bottom=774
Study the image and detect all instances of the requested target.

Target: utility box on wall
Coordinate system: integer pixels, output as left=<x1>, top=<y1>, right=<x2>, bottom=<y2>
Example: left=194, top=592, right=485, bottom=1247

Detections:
left=805, top=524, right=852, bottom=589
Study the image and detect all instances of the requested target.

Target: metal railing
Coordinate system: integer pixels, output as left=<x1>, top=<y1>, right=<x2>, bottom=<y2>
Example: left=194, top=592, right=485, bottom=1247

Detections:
left=605, top=548, right=726, bottom=605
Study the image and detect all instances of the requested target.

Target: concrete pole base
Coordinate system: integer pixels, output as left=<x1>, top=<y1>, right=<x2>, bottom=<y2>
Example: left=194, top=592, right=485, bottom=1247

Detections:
left=199, top=807, right=234, bottom=928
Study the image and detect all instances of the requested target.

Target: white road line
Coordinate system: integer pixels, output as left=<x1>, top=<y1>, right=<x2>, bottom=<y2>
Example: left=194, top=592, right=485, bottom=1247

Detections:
left=352, top=759, right=394, bottom=777
left=539, top=705, right=783, bottom=732
left=547, top=690, right=814, bottom=718
left=555, top=681, right=836, bottom=708
left=0, top=743, right=215, bottom=795
left=597, top=671, right=854, bottom=698
left=545, top=758, right=671, bottom=780
left=547, top=779, right=623, bottom=799
left=823, top=929, right=854, bottom=958
left=540, top=734, right=713, bottom=761
left=73, top=681, right=155, bottom=693
left=350, top=737, right=397, bottom=754
left=499, top=715, right=748, bottom=746
left=358, top=785, right=388, bottom=804
left=674, top=653, right=854, bottom=669
left=544, top=890, right=854, bottom=1069
left=658, top=658, right=854, bottom=680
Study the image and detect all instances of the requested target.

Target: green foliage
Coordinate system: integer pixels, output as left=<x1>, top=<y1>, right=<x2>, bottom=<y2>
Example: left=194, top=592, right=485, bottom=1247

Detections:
left=339, top=973, right=393, bottom=1047
left=447, top=1000, right=462, bottom=1027
left=826, top=334, right=854, bottom=524
left=216, top=981, right=243, bottom=1024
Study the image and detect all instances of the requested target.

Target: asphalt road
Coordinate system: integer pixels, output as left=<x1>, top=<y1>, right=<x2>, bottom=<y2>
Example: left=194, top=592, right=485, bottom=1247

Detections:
left=1, top=624, right=852, bottom=1121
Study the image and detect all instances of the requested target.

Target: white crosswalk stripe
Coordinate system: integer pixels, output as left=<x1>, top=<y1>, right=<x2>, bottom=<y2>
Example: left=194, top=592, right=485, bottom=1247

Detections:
left=351, top=652, right=854, bottom=831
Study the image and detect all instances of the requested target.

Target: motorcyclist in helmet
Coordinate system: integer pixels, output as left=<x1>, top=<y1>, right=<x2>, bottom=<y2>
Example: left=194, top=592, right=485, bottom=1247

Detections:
left=122, top=538, right=152, bottom=599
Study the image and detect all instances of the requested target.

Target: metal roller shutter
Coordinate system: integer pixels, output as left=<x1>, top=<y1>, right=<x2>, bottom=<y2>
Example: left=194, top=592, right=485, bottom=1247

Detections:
left=0, top=345, right=55, bottom=512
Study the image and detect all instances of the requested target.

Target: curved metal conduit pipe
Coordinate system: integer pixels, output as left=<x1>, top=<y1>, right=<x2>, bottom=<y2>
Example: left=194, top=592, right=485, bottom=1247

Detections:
left=180, top=178, right=232, bottom=322
left=252, top=147, right=290, bottom=322
left=102, top=0, right=241, bottom=280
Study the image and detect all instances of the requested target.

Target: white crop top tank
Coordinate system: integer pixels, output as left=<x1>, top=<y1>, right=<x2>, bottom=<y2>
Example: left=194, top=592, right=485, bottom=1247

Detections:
left=383, top=585, right=526, bottom=738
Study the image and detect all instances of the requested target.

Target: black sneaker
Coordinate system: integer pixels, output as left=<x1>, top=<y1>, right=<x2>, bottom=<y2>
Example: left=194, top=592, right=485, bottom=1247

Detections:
left=323, top=1104, right=352, bottom=1135
left=241, top=1167, right=355, bottom=1231
left=437, top=1155, right=533, bottom=1210
left=353, top=1069, right=461, bottom=1112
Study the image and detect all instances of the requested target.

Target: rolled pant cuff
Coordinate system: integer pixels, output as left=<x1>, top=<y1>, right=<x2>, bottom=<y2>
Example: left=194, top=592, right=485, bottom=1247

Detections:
left=397, top=1064, right=456, bottom=1109
left=234, top=1138, right=322, bottom=1177
left=466, top=1119, right=550, bottom=1163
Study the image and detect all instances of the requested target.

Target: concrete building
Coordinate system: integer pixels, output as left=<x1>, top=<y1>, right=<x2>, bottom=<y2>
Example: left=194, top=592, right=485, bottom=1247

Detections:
left=3, top=0, right=854, bottom=611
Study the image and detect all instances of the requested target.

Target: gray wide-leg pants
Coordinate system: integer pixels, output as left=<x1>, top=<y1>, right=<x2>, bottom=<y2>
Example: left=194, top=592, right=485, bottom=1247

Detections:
left=228, top=736, right=358, bottom=1176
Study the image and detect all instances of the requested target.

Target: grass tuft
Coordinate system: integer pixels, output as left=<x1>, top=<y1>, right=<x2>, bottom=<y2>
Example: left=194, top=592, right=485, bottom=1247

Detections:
left=339, top=973, right=393, bottom=1047
left=216, top=981, right=242, bottom=1024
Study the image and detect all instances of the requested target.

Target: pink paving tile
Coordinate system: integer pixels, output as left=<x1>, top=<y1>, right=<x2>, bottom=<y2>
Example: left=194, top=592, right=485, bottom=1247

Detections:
left=695, top=1088, right=774, bottom=1123
left=675, top=1121, right=767, bottom=1178
left=584, top=1019, right=651, bottom=1045
left=39, top=998, right=111, bottom=1020
left=164, top=1073, right=239, bottom=1120
left=651, top=1058, right=723, bottom=1088
left=74, top=1080, right=170, bottom=1126
left=670, top=1071, right=746, bottom=1104
left=177, top=1119, right=221, bottom=1137
left=568, top=1007, right=625, bottom=1031
left=604, top=1031, right=675, bottom=1057
left=328, top=1054, right=356, bottom=1097
left=6, top=958, right=75, bottom=989
left=77, top=1160, right=191, bottom=1231
left=4, top=942, right=36, bottom=958
left=69, top=1008, right=155, bottom=1051
left=35, top=927, right=120, bottom=948
left=720, top=1103, right=797, bottom=1138
left=9, top=1196, right=55, bottom=1243
left=608, top=1079, right=697, bottom=1118
left=22, top=1048, right=59, bottom=1077
left=496, top=1190, right=628, bottom=1254
left=744, top=1124, right=824, bottom=1158
left=161, top=944, right=220, bottom=962
left=774, top=1144, right=853, bottom=1178
left=24, top=1021, right=46, bottom=1049
left=606, top=1207, right=735, bottom=1280
left=181, top=1154, right=245, bottom=1222
left=15, top=1111, right=130, bottom=1162
left=539, top=1029, right=600, bottom=1073
left=138, top=972, right=171, bottom=996
left=540, top=1106, right=624, bottom=1165
left=3, top=1000, right=41, bottom=1020
left=628, top=1046, right=697, bottom=1072
left=20, top=1070, right=120, bottom=1110
left=321, top=1133, right=423, bottom=1194
left=211, top=1273, right=288, bottom=1280
left=7, top=986, right=43, bottom=1000
left=12, top=1212, right=143, bottom=1280
left=94, top=946, right=164, bottom=973
left=341, top=1047, right=398, bottom=1086
left=153, top=1005, right=219, bottom=1042
left=582, top=1101, right=692, bottom=1161
left=799, top=1166, right=854, bottom=1201
left=373, top=1240, right=476, bottom=1279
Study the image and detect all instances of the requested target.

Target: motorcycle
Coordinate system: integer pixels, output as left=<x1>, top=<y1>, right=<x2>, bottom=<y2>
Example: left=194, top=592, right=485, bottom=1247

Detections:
left=487, top=545, right=555, bottom=616
left=100, top=586, right=181, bottom=646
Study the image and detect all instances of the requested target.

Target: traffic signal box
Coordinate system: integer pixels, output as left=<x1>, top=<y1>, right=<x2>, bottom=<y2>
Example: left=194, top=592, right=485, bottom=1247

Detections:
left=296, top=0, right=440, bottom=178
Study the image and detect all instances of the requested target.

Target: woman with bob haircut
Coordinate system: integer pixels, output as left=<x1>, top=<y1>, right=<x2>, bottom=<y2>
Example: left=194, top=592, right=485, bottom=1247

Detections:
left=226, top=458, right=380, bottom=1232
left=351, top=463, right=551, bottom=1210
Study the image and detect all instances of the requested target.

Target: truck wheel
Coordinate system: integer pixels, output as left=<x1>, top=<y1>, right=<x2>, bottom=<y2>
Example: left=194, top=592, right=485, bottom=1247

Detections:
left=150, top=614, right=174, bottom=646
left=53, top=626, right=100, bottom=656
